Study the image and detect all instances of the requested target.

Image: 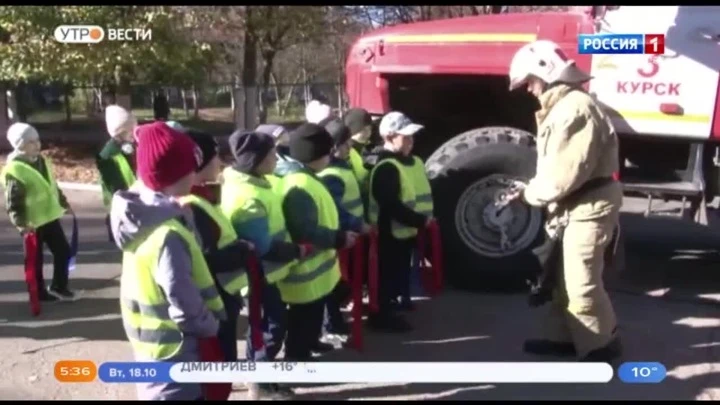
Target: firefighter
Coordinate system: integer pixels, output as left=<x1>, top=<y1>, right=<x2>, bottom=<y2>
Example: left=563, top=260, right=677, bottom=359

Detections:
left=97, top=105, right=137, bottom=241
left=1, top=123, right=76, bottom=302
left=366, top=112, right=431, bottom=332
left=342, top=108, right=373, bottom=191
left=318, top=118, right=372, bottom=341
left=505, top=39, right=623, bottom=362
left=278, top=123, right=357, bottom=360
left=110, top=122, right=223, bottom=400
left=221, top=130, right=309, bottom=400
left=179, top=130, right=256, bottom=363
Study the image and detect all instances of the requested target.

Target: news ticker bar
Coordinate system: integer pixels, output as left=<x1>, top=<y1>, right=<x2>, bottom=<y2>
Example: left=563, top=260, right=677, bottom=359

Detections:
left=55, top=361, right=666, bottom=384
left=578, top=33, right=665, bottom=55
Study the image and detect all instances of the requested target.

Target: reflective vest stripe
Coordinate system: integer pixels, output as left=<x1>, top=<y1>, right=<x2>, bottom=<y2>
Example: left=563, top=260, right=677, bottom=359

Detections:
left=220, top=168, right=296, bottom=287
left=409, top=156, right=433, bottom=216
left=345, top=198, right=363, bottom=212
left=102, top=153, right=136, bottom=207
left=283, top=251, right=337, bottom=283
left=120, top=219, right=226, bottom=360
left=122, top=323, right=184, bottom=345
left=277, top=171, right=341, bottom=304
left=179, top=194, right=238, bottom=249
left=122, top=298, right=171, bottom=319
left=318, top=165, right=364, bottom=222
left=348, top=148, right=369, bottom=188
left=178, top=194, right=248, bottom=296
left=368, top=159, right=418, bottom=239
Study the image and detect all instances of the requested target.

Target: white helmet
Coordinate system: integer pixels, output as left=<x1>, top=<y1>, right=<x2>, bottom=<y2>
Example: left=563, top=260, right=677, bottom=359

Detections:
left=508, top=40, right=592, bottom=91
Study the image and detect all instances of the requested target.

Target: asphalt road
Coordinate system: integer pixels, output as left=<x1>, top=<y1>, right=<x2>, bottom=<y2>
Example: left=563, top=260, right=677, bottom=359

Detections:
left=0, top=191, right=718, bottom=400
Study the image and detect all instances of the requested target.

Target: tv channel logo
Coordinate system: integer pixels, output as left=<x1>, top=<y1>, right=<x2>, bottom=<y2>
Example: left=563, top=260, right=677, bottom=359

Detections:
left=54, top=25, right=105, bottom=44
left=578, top=34, right=665, bottom=55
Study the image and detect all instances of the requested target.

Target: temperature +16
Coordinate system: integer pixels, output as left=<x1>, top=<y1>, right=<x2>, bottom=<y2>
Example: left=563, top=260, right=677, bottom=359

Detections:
left=273, top=362, right=297, bottom=372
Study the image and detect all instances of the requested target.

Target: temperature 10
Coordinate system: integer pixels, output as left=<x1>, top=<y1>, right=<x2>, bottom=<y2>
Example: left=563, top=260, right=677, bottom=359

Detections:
left=618, top=362, right=667, bottom=383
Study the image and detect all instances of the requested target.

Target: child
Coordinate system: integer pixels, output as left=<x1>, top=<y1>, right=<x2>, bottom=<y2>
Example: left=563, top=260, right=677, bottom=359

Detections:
left=318, top=118, right=372, bottom=341
left=97, top=105, right=137, bottom=240
left=110, top=122, right=223, bottom=401
left=365, top=112, right=431, bottom=332
left=1, top=123, right=75, bottom=301
left=180, top=130, right=255, bottom=363
left=342, top=108, right=374, bottom=190
left=254, top=124, right=297, bottom=189
left=278, top=123, right=357, bottom=361
left=220, top=130, right=309, bottom=400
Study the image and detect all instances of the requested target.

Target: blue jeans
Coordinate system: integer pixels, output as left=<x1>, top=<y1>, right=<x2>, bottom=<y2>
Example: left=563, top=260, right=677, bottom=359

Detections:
left=245, top=282, right=287, bottom=361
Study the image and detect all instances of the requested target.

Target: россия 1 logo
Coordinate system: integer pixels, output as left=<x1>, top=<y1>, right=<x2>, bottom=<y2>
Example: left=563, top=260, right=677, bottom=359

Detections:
left=54, top=25, right=152, bottom=43
left=578, top=33, right=665, bottom=55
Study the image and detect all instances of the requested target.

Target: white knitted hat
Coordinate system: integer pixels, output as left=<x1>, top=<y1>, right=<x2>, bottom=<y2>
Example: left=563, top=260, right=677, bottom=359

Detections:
left=6, top=123, right=39, bottom=150
left=105, top=105, right=137, bottom=138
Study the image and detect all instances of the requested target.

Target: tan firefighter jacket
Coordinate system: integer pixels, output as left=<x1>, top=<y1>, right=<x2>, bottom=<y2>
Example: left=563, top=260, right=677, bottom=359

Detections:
left=522, top=84, right=623, bottom=221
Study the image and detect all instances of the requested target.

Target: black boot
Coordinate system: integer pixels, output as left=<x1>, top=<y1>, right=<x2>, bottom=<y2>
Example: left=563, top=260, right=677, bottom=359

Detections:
left=580, top=338, right=623, bottom=362
left=523, top=339, right=577, bottom=357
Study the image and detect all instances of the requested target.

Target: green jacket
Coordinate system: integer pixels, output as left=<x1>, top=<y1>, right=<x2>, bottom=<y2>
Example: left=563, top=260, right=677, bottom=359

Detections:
left=96, top=139, right=135, bottom=198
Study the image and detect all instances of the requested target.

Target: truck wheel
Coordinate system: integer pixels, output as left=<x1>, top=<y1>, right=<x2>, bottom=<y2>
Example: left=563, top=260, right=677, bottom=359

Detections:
left=426, top=126, right=545, bottom=291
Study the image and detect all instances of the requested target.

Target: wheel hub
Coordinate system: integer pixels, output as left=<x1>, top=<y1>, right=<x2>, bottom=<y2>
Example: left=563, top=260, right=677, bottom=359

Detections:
left=454, top=174, right=543, bottom=258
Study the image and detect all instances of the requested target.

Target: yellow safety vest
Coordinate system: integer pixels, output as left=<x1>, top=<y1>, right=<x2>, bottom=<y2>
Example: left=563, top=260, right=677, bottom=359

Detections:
left=178, top=194, right=249, bottom=297
left=408, top=156, right=434, bottom=217
left=220, top=168, right=295, bottom=286
left=0, top=157, right=65, bottom=228
left=120, top=219, right=226, bottom=360
left=266, top=173, right=282, bottom=193
left=278, top=171, right=341, bottom=304
left=348, top=148, right=369, bottom=190
left=368, top=159, right=418, bottom=239
left=319, top=164, right=364, bottom=223
left=101, top=153, right=137, bottom=208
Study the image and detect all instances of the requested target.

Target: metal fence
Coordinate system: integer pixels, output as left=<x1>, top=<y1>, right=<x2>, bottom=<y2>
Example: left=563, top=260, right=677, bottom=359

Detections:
left=12, top=81, right=345, bottom=128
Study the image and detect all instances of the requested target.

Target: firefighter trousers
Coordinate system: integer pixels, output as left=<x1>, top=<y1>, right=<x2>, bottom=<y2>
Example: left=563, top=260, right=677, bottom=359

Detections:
left=541, top=210, right=619, bottom=358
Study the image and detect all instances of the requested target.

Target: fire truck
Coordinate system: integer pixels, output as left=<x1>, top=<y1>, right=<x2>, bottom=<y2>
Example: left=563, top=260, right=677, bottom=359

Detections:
left=344, top=6, right=720, bottom=289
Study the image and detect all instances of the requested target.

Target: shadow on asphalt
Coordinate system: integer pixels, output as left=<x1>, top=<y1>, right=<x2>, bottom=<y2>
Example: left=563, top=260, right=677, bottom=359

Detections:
left=0, top=277, right=119, bottom=297
left=617, top=212, right=720, bottom=307
left=0, top=297, right=125, bottom=342
left=287, top=290, right=719, bottom=400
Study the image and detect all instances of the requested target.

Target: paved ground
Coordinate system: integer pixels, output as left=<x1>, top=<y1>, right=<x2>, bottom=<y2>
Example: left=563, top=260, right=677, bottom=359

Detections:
left=0, top=191, right=718, bottom=400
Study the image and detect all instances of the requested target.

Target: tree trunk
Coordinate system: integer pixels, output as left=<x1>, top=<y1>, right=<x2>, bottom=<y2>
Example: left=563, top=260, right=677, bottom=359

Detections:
left=93, top=87, right=103, bottom=115
left=15, top=83, right=28, bottom=123
left=63, top=85, right=72, bottom=125
left=258, top=49, right=276, bottom=125
left=239, top=6, right=259, bottom=130
left=114, top=66, right=132, bottom=110
left=280, top=71, right=302, bottom=117
left=181, top=88, right=189, bottom=118
left=0, top=86, right=11, bottom=151
left=192, top=85, right=200, bottom=119
left=116, top=81, right=131, bottom=110
left=270, top=72, right=281, bottom=117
